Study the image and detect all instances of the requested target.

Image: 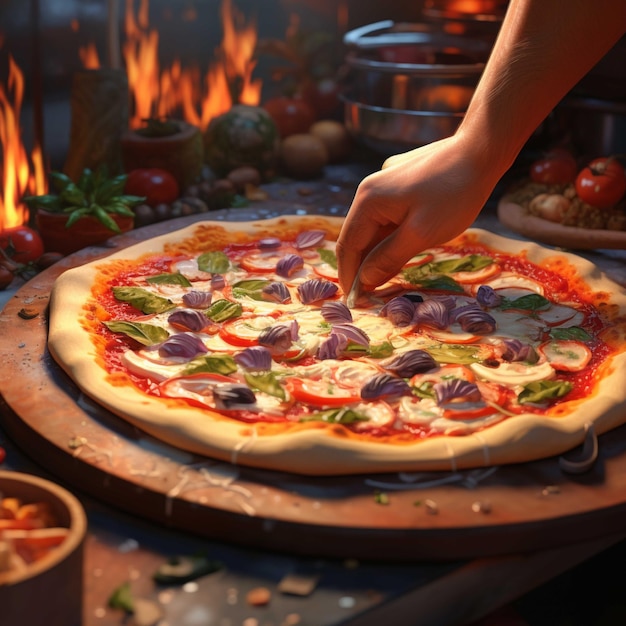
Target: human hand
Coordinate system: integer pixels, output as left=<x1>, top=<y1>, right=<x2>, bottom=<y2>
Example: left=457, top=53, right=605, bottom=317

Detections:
left=336, top=134, right=500, bottom=294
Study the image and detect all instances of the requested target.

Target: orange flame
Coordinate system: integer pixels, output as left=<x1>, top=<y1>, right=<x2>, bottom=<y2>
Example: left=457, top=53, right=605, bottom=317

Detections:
left=120, top=0, right=261, bottom=131
left=0, top=56, right=47, bottom=231
left=79, top=42, right=101, bottom=69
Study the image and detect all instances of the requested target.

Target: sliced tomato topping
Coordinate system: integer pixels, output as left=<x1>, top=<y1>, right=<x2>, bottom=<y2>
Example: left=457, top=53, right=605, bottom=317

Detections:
left=537, top=340, right=592, bottom=372
left=451, top=263, right=501, bottom=284
left=219, top=315, right=276, bottom=346
left=442, top=403, right=501, bottom=420
left=410, top=364, right=476, bottom=387
left=239, top=246, right=295, bottom=273
left=422, top=324, right=482, bottom=344
left=312, top=263, right=339, bottom=282
left=285, top=377, right=362, bottom=407
left=405, top=252, right=434, bottom=268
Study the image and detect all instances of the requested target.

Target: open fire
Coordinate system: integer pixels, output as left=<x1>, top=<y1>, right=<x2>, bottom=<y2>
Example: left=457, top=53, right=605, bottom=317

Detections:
left=0, top=57, right=47, bottom=231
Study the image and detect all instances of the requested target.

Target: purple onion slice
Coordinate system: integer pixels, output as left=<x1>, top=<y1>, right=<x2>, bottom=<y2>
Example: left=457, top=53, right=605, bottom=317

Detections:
left=414, top=299, right=452, bottom=329
left=234, top=346, right=273, bottom=371
left=380, top=296, right=416, bottom=327
left=295, top=229, right=326, bottom=250
left=383, top=350, right=437, bottom=378
left=501, top=338, right=539, bottom=363
left=257, top=237, right=281, bottom=250
left=168, top=309, right=210, bottom=332
left=297, top=279, right=338, bottom=304
left=211, top=274, right=226, bottom=290
left=262, top=281, right=291, bottom=304
left=158, top=332, right=208, bottom=358
left=321, top=301, right=353, bottom=324
left=276, top=253, right=304, bottom=278
left=258, top=321, right=299, bottom=354
left=454, top=305, right=496, bottom=335
left=213, top=384, right=256, bottom=409
left=331, top=323, right=370, bottom=347
left=476, top=285, right=502, bottom=308
left=317, top=333, right=348, bottom=360
left=182, top=290, right=213, bottom=309
left=361, top=373, right=411, bottom=400
left=434, top=379, right=481, bottom=405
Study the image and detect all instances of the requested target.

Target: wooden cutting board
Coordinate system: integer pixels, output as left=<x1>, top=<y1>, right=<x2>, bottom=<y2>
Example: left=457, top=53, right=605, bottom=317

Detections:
left=2, top=214, right=626, bottom=562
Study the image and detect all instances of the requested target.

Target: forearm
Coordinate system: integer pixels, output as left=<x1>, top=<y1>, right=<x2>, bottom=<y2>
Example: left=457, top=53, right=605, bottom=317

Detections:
left=458, top=0, right=626, bottom=177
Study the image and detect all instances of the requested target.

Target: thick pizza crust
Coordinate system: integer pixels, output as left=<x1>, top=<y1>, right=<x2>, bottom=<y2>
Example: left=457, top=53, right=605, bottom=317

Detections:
left=48, top=216, right=626, bottom=475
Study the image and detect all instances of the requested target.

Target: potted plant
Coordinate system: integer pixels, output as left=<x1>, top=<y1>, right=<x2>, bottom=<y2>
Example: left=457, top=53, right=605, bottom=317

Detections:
left=23, top=168, right=145, bottom=255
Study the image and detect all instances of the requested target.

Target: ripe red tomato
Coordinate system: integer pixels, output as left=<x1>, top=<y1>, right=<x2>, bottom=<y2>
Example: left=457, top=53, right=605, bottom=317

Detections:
left=297, top=78, right=341, bottom=119
left=124, top=168, right=180, bottom=207
left=575, top=157, right=626, bottom=208
left=0, top=225, right=45, bottom=263
left=529, top=148, right=577, bottom=185
left=262, top=96, right=315, bottom=138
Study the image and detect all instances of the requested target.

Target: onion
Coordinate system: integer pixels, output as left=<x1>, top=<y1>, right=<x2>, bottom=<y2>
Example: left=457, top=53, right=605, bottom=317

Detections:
left=383, top=349, right=437, bottom=378
left=317, top=333, right=348, bottom=360
left=234, top=346, right=273, bottom=371
left=414, top=299, right=452, bottom=329
left=258, top=237, right=281, bottom=250
left=168, top=309, right=210, bottom=332
left=321, top=301, right=353, bottom=324
left=262, top=281, right=291, bottom=304
left=295, top=229, right=326, bottom=250
left=331, top=323, right=370, bottom=347
left=297, top=279, right=338, bottom=304
left=454, top=305, right=496, bottom=334
left=258, top=321, right=299, bottom=353
left=380, top=296, right=416, bottom=327
left=158, top=332, right=208, bottom=358
left=434, top=379, right=481, bottom=404
left=211, top=274, right=226, bottom=290
left=182, top=290, right=213, bottom=309
left=276, top=253, right=304, bottom=278
left=476, top=285, right=502, bottom=308
left=501, top=338, right=539, bottom=363
left=361, top=373, right=411, bottom=400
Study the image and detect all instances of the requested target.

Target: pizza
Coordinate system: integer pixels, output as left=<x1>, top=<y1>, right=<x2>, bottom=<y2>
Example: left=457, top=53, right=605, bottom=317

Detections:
left=47, top=215, right=626, bottom=476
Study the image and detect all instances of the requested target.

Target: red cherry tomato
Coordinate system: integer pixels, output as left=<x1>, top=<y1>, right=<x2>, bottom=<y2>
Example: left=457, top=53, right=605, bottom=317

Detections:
left=284, top=377, right=362, bottom=407
left=575, top=157, right=626, bottom=208
left=262, top=96, right=315, bottom=138
left=529, top=148, right=577, bottom=185
left=124, top=168, right=180, bottom=207
left=297, top=78, right=341, bottom=119
left=0, top=225, right=45, bottom=263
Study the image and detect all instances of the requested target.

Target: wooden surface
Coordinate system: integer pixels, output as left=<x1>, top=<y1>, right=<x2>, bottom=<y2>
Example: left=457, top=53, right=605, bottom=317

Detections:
left=2, top=211, right=626, bottom=564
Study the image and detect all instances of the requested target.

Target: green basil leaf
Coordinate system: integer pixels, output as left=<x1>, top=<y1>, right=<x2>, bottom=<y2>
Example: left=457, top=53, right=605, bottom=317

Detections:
left=104, top=320, right=170, bottom=346
left=430, top=254, right=493, bottom=274
left=518, top=380, right=573, bottom=404
left=231, top=279, right=271, bottom=301
left=244, top=372, right=286, bottom=400
left=411, top=381, right=435, bottom=399
left=108, top=581, right=135, bottom=613
left=197, top=251, right=230, bottom=274
left=367, top=341, right=395, bottom=359
left=406, top=274, right=464, bottom=292
left=182, top=354, right=237, bottom=376
left=205, top=299, right=242, bottom=322
left=112, top=286, right=176, bottom=314
left=424, top=343, right=481, bottom=364
left=500, top=293, right=551, bottom=311
left=301, top=408, right=370, bottom=424
left=549, top=326, right=592, bottom=342
left=146, top=272, right=192, bottom=287
left=317, top=248, right=337, bottom=269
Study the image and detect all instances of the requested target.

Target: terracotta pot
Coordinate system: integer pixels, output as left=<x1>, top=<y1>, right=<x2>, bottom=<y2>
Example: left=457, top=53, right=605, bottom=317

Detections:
left=35, top=209, right=134, bottom=255
left=0, top=470, right=87, bottom=626
left=121, top=120, right=204, bottom=190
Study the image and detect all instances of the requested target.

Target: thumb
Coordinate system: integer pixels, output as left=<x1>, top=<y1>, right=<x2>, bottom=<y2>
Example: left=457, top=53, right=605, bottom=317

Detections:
left=358, top=225, right=420, bottom=288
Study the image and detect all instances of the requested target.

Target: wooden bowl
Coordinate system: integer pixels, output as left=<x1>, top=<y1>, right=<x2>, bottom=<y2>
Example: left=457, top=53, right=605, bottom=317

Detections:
left=0, top=471, right=87, bottom=626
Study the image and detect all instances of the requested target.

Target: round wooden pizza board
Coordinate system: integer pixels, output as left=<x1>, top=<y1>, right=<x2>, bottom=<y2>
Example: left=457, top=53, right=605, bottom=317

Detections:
left=2, top=214, right=626, bottom=563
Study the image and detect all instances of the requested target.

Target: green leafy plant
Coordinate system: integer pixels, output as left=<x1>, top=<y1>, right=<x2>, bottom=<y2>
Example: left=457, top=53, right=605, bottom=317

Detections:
left=23, top=168, right=145, bottom=233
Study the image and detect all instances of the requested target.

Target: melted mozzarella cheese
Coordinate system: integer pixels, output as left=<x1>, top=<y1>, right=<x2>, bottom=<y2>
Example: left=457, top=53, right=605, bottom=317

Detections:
left=470, top=361, right=554, bottom=386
